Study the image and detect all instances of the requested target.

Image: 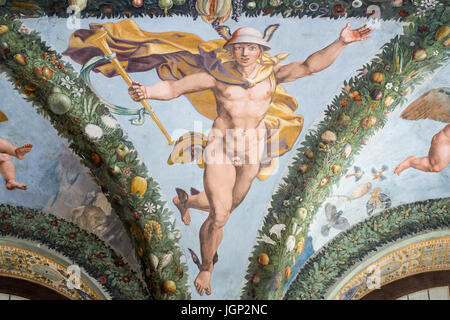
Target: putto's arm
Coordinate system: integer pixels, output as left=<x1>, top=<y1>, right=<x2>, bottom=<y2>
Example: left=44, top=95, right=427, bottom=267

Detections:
left=128, top=72, right=216, bottom=102
left=275, top=22, right=372, bottom=84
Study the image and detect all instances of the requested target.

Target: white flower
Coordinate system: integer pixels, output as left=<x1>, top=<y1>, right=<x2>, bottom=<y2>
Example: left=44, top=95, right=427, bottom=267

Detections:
left=409, top=41, right=415, bottom=47
left=84, top=124, right=103, bottom=140
left=283, top=200, right=290, bottom=207
left=286, top=235, right=296, bottom=252
left=72, top=87, right=83, bottom=99
left=385, top=83, right=393, bottom=90
left=60, top=76, right=74, bottom=89
left=394, top=86, right=399, bottom=92
left=145, top=203, right=157, bottom=213
left=433, top=50, right=439, bottom=56
left=260, top=235, right=276, bottom=245
left=101, top=115, right=118, bottom=129
left=269, top=224, right=286, bottom=239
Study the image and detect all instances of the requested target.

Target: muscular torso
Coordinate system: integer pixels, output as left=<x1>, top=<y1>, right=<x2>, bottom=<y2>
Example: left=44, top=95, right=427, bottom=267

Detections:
left=211, top=65, right=272, bottom=133
left=206, top=64, right=273, bottom=165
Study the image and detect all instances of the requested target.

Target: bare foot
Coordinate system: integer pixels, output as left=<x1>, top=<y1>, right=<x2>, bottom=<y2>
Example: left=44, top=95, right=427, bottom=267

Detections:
left=394, top=156, right=416, bottom=175
left=173, top=188, right=191, bottom=225
left=194, top=270, right=212, bottom=296
left=15, top=144, right=32, bottom=160
left=6, top=180, right=27, bottom=190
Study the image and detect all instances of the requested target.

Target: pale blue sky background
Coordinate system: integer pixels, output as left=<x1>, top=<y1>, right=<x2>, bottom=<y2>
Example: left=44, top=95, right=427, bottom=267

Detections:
left=0, top=15, right=447, bottom=300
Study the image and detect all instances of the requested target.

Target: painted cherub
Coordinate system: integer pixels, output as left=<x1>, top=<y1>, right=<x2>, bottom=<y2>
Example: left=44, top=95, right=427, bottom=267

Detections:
left=394, top=88, right=450, bottom=175
left=0, top=137, right=32, bottom=190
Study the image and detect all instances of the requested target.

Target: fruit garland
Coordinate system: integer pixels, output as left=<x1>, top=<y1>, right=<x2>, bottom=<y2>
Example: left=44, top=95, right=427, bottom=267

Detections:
left=0, top=0, right=444, bottom=23
left=0, top=204, right=149, bottom=300
left=284, top=197, right=450, bottom=300
left=241, top=6, right=449, bottom=300
left=0, top=1, right=447, bottom=301
left=0, top=16, right=190, bottom=300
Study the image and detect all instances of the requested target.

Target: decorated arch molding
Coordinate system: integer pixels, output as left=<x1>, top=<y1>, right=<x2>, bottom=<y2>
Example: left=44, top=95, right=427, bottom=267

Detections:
left=0, top=0, right=448, bottom=300
left=330, top=235, right=449, bottom=300
left=283, top=197, right=450, bottom=300
left=0, top=204, right=148, bottom=299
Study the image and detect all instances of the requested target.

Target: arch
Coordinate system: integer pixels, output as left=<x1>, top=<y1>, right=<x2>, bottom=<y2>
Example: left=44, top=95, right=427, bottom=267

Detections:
left=361, top=270, right=450, bottom=300
left=0, top=276, right=68, bottom=300
left=283, top=198, right=450, bottom=300
left=0, top=204, right=148, bottom=300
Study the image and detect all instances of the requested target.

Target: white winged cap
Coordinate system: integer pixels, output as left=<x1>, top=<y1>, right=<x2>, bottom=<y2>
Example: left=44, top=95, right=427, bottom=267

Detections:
left=215, top=25, right=280, bottom=51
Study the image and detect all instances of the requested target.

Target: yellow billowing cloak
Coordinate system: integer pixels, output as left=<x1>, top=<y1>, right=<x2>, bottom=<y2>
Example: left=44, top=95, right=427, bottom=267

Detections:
left=63, top=19, right=304, bottom=180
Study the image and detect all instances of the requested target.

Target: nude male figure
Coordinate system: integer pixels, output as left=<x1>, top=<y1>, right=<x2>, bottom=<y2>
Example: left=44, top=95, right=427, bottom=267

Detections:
left=0, top=137, right=32, bottom=190
left=129, top=22, right=372, bottom=295
left=394, top=124, right=450, bottom=175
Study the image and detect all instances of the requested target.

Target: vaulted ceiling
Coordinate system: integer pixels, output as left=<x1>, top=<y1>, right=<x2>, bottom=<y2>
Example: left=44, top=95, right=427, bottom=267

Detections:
left=0, top=0, right=448, bottom=300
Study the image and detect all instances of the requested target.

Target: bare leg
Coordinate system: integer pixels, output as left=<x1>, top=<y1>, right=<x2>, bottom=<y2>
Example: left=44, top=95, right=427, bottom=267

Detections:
left=173, top=165, right=260, bottom=217
left=179, top=130, right=265, bottom=213
left=186, top=192, right=210, bottom=211
left=173, top=191, right=210, bottom=218
left=394, top=155, right=417, bottom=175
left=15, top=144, right=33, bottom=160
left=0, top=138, right=32, bottom=159
left=173, top=188, right=191, bottom=226
left=395, top=125, right=450, bottom=175
left=172, top=189, right=213, bottom=225
left=0, top=153, right=27, bottom=190
left=194, top=160, right=236, bottom=296
left=231, top=163, right=261, bottom=210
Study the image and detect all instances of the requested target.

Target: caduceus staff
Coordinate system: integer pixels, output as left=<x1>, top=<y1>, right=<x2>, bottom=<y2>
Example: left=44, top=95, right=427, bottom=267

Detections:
left=84, top=30, right=174, bottom=146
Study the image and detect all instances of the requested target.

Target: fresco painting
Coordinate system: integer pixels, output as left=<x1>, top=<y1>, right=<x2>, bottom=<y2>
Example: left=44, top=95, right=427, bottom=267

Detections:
left=0, top=0, right=448, bottom=301
left=0, top=74, right=141, bottom=272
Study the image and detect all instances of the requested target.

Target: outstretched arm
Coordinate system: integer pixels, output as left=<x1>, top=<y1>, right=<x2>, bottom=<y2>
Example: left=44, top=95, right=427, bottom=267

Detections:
left=128, top=71, right=216, bottom=102
left=275, top=22, right=372, bottom=83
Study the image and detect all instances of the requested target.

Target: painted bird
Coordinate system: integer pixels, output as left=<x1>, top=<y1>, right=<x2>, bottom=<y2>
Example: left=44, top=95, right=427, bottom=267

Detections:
left=372, top=165, right=388, bottom=180
left=366, top=188, right=392, bottom=216
left=345, top=166, right=364, bottom=181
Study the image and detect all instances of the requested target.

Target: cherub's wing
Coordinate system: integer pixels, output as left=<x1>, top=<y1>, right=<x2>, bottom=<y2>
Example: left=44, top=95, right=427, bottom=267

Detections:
left=400, top=88, right=450, bottom=123
left=263, top=24, right=280, bottom=42
left=0, top=109, right=7, bottom=122
left=214, top=25, right=232, bottom=40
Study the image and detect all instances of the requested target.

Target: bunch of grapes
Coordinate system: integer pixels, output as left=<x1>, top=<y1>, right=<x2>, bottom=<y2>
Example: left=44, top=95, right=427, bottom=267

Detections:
left=232, top=0, right=244, bottom=22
